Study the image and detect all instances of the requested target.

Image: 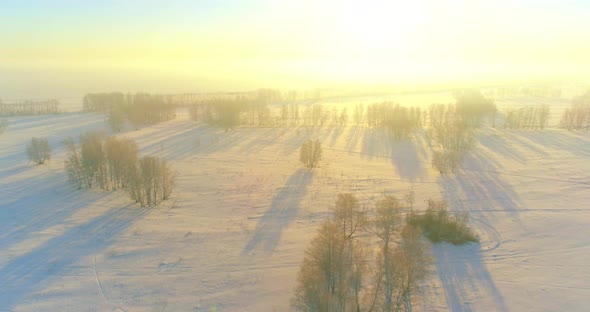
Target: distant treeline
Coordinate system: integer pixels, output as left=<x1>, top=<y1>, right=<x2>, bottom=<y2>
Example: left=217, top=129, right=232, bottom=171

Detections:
left=0, top=99, right=60, bottom=116
left=504, top=105, right=550, bottom=129
left=83, top=93, right=176, bottom=130
left=561, top=90, right=590, bottom=130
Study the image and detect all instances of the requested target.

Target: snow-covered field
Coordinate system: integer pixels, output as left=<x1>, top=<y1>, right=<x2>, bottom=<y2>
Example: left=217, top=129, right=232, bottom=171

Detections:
left=1, top=99, right=590, bottom=311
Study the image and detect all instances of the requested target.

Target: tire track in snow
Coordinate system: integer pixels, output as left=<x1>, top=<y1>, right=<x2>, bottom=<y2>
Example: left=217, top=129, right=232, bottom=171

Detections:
left=93, top=254, right=110, bottom=304
left=469, top=215, right=502, bottom=253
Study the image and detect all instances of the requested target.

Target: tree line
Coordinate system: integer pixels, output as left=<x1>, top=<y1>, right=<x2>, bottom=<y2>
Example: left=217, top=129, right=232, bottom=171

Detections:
left=83, top=93, right=176, bottom=131
left=504, top=105, right=550, bottom=129
left=561, top=90, right=590, bottom=130
left=0, top=99, right=60, bottom=116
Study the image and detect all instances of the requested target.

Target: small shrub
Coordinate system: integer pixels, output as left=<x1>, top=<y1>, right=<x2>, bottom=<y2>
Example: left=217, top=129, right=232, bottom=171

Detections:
left=408, top=199, right=478, bottom=245
left=26, top=137, right=51, bottom=165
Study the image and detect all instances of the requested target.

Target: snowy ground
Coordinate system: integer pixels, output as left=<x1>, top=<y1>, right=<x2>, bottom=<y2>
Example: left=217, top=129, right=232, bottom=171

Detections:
left=1, top=99, right=589, bottom=311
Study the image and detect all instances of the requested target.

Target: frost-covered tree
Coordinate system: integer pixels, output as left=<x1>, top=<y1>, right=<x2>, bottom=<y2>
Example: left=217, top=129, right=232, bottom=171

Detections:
left=128, top=156, right=176, bottom=206
left=26, top=137, right=51, bottom=165
left=64, top=137, right=84, bottom=189
left=300, top=139, right=322, bottom=169
left=292, top=220, right=350, bottom=312
left=372, top=196, right=403, bottom=312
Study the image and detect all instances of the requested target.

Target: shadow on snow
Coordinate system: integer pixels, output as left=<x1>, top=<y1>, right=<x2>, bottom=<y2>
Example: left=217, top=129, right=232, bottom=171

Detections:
left=0, top=205, right=148, bottom=310
left=242, top=168, right=313, bottom=255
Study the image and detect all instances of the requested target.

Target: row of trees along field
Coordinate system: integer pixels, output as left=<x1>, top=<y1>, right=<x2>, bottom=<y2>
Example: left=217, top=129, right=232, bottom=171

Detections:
left=83, top=93, right=176, bottom=131
left=188, top=90, right=496, bottom=130
left=292, top=192, right=477, bottom=312
left=0, top=99, right=60, bottom=116
left=64, top=132, right=176, bottom=206
left=561, top=90, right=590, bottom=130
left=504, top=105, right=550, bottom=129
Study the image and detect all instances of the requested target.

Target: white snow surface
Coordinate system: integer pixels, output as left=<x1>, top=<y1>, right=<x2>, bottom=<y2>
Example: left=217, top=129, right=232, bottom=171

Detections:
left=1, top=104, right=590, bottom=311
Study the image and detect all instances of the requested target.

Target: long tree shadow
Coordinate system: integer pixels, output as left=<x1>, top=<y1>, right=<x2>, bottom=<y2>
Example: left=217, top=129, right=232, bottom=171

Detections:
left=434, top=143, right=521, bottom=311
left=0, top=170, right=112, bottom=253
left=434, top=243, right=508, bottom=312
left=242, top=169, right=313, bottom=255
left=390, top=140, right=427, bottom=181
left=0, top=205, right=149, bottom=311
left=360, top=128, right=428, bottom=180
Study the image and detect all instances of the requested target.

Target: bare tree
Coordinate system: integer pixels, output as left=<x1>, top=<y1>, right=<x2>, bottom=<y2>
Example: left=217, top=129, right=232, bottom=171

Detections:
left=300, top=139, right=322, bottom=169
left=161, top=158, right=176, bottom=200
left=398, top=225, right=430, bottom=312
left=372, top=196, right=402, bottom=312
left=128, top=156, right=176, bottom=206
left=26, top=137, right=51, bottom=165
left=80, top=132, right=107, bottom=189
left=292, top=220, right=348, bottom=312
left=64, top=137, right=84, bottom=189
left=104, top=137, right=138, bottom=189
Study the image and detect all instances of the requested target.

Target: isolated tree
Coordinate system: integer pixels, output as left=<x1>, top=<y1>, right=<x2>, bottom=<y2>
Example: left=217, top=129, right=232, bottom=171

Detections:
left=300, top=139, right=322, bottom=169
left=26, top=137, right=51, bottom=165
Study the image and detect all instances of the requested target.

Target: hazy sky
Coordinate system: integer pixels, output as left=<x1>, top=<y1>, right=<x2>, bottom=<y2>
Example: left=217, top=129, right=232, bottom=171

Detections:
left=1, top=0, right=589, bottom=98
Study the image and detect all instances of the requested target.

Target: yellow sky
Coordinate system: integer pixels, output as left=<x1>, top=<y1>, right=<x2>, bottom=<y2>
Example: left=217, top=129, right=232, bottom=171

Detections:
left=1, top=0, right=589, bottom=97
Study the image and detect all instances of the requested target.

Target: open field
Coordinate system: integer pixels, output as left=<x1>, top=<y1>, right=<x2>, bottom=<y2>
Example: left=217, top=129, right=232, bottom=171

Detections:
left=1, top=96, right=590, bottom=311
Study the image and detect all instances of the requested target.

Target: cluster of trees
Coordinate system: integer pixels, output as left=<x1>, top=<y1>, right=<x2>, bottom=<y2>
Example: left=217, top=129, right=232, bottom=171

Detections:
left=561, top=90, right=590, bottom=130
left=366, top=103, right=423, bottom=139
left=424, top=91, right=495, bottom=174
left=300, top=140, right=323, bottom=169
left=504, top=105, right=550, bottom=129
left=431, top=150, right=461, bottom=175
left=83, top=93, right=176, bottom=130
left=64, top=132, right=175, bottom=206
left=454, top=90, right=497, bottom=128
left=0, top=99, right=60, bottom=116
left=26, top=137, right=51, bottom=165
left=190, top=99, right=243, bottom=130
left=292, top=193, right=430, bottom=312
left=426, top=104, right=476, bottom=174
left=127, top=156, right=176, bottom=207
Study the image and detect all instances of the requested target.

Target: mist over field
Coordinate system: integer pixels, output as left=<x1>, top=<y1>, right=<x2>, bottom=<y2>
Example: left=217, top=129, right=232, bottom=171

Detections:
left=1, top=1, right=590, bottom=311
